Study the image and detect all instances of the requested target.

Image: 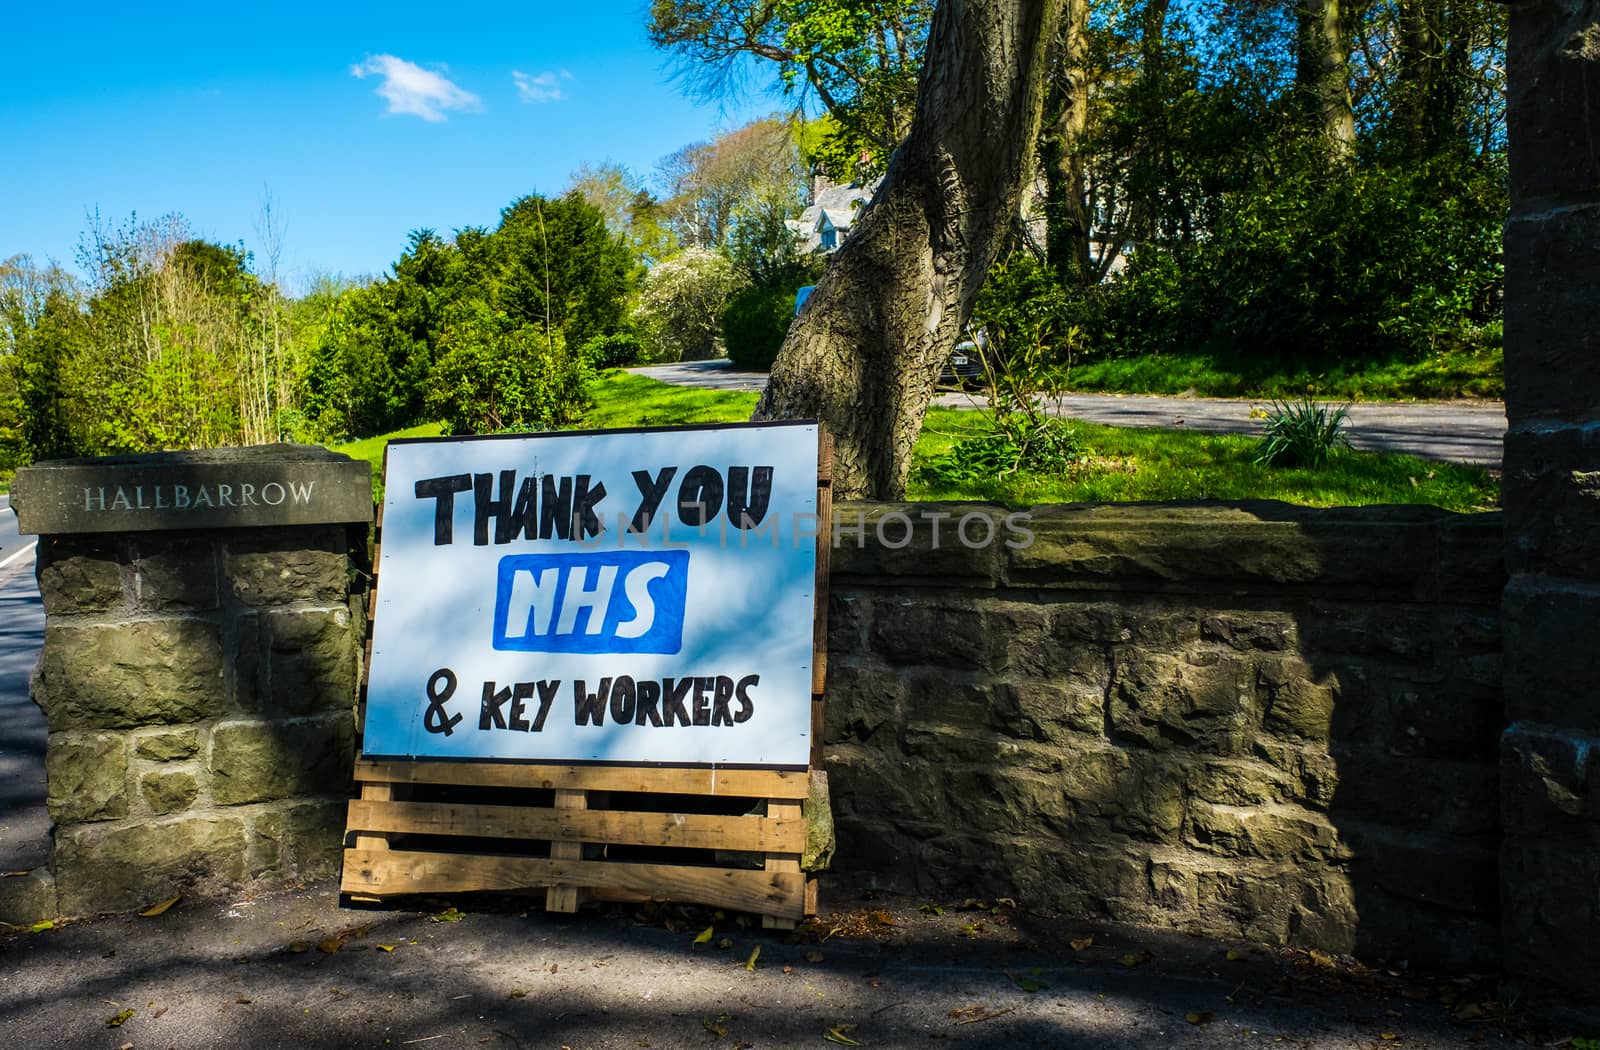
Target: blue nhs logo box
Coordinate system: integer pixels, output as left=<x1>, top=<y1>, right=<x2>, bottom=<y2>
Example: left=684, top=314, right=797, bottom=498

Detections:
left=491, top=550, right=690, bottom=654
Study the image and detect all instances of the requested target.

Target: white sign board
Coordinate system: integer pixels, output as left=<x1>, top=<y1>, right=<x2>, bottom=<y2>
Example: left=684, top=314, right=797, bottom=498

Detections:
left=362, top=422, right=819, bottom=768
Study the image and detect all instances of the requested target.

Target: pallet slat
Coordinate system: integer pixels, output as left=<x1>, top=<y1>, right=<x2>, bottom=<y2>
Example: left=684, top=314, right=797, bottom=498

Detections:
left=345, top=799, right=806, bottom=853
left=341, top=848, right=806, bottom=920
left=354, top=760, right=810, bottom=799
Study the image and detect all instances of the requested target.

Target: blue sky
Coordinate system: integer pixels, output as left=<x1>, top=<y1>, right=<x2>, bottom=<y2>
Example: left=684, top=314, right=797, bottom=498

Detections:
left=0, top=1, right=779, bottom=289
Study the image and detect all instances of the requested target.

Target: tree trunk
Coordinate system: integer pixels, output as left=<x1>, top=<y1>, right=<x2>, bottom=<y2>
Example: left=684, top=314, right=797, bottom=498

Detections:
left=1042, top=0, right=1093, bottom=285
left=752, top=0, right=1062, bottom=500
left=1297, top=0, right=1356, bottom=160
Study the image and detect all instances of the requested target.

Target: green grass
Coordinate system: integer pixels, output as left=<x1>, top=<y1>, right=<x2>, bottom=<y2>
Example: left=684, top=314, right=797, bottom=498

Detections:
left=1068, top=343, right=1504, bottom=401
left=331, top=370, right=1499, bottom=513
left=912, top=409, right=1497, bottom=512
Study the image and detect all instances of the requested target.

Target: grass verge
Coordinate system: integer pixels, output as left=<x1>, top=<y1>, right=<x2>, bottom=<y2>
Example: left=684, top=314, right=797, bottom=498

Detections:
left=332, top=371, right=1498, bottom=513
left=1068, top=345, right=1504, bottom=401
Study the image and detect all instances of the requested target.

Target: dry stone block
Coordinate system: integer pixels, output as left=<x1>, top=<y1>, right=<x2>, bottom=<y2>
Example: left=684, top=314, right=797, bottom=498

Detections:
left=132, top=538, right=219, bottom=611
left=140, top=769, right=199, bottom=815
left=44, top=733, right=127, bottom=823
left=53, top=814, right=248, bottom=916
left=1109, top=650, right=1256, bottom=753
left=1186, top=801, right=1343, bottom=865
left=36, top=621, right=224, bottom=731
left=134, top=727, right=200, bottom=762
left=262, top=608, right=358, bottom=716
left=35, top=540, right=124, bottom=615
left=224, top=532, right=349, bottom=607
left=208, top=714, right=354, bottom=805
left=249, top=799, right=347, bottom=880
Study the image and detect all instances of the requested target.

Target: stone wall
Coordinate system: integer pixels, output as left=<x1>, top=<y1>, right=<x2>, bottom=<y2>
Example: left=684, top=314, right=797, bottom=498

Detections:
left=30, top=523, right=365, bottom=914
left=1500, top=0, right=1600, bottom=988
left=824, top=502, right=1505, bottom=969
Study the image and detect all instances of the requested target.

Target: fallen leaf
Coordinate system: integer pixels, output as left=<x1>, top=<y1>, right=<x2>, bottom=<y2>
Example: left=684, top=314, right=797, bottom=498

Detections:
left=1380, top=1033, right=1399, bottom=1041
left=824, top=1025, right=861, bottom=1046
left=869, top=910, right=895, bottom=926
left=919, top=904, right=944, bottom=917
left=432, top=907, right=465, bottom=923
left=1119, top=951, right=1153, bottom=968
left=287, top=941, right=310, bottom=953
left=317, top=936, right=344, bottom=954
left=1007, top=973, right=1046, bottom=993
left=139, top=895, right=181, bottom=918
left=782, top=965, right=793, bottom=974
left=107, top=1009, right=134, bottom=1028
left=1307, top=950, right=1338, bottom=969
left=745, top=945, right=761, bottom=971
left=508, top=990, right=527, bottom=999
left=994, top=898, right=1016, bottom=909
left=702, top=1015, right=729, bottom=1038
left=693, top=925, right=715, bottom=945
left=805, top=950, right=824, bottom=963
left=1186, top=1011, right=1215, bottom=1025
left=236, top=996, right=252, bottom=1004
left=28, top=920, right=54, bottom=934
left=717, top=937, right=734, bottom=950
left=1226, top=950, right=1248, bottom=962
left=1069, top=937, right=1094, bottom=952
left=152, top=1006, right=168, bottom=1019
left=376, top=944, right=397, bottom=952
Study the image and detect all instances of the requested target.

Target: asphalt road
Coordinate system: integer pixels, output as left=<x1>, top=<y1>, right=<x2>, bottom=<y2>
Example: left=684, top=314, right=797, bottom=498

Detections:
left=628, top=361, right=1508, bottom=467
left=3, top=879, right=1588, bottom=1049
left=0, top=494, right=46, bottom=872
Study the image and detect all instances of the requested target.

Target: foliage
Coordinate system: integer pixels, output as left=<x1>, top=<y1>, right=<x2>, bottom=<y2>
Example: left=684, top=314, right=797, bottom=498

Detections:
left=655, top=119, right=808, bottom=256
left=426, top=306, right=590, bottom=436
left=581, top=330, right=646, bottom=369
left=633, top=248, right=746, bottom=362
left=648, top=0, right=933, bottom=176
left=308, top=192, right=634, bottom=440
left=1255, top=396, right=1352, bottom=468
left=921, top=280, right=1085, bottom=485
left=722, top=280, right=803, bottom=371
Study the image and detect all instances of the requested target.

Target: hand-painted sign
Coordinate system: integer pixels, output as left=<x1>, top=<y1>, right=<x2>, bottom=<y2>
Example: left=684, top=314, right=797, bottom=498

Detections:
left=362, top=422, right=819, bottom=768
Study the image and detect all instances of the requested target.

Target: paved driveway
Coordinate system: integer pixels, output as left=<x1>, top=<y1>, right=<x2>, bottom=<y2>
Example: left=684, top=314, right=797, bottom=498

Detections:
left=629, top=361, right=1507, bottom=467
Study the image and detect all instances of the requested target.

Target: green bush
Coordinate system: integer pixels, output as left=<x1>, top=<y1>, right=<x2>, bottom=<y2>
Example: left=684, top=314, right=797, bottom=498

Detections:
left=581, top=331, right=644, bottom=369
left=723, top=283, right=800, bottom=371
left=1088, top=154, right=1506, bottom=368
left=426, top=311, right=590, bottom=436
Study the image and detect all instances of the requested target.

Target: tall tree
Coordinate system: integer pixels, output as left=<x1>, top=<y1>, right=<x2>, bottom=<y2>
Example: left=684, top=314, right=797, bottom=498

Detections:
left=1297, top=0, right=1358, bottom=159
left=649, top=0, right=935, bottom=172
left=753, top=0, right=1063, bottom=498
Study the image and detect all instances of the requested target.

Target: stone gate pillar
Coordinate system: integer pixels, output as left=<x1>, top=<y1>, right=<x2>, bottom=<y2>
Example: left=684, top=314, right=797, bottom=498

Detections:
left=10, top=445, right=372, bottom=916
left=1500, top=0, right=1600, bottom=987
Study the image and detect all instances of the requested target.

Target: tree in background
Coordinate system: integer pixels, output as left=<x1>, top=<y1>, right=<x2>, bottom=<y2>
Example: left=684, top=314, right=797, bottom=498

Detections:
left=633, top=248, right=746, bottom=362
left=649, top=0, right=934, bottom=177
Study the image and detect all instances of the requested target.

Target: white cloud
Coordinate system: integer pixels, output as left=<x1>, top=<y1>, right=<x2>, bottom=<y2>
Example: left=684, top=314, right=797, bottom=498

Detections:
left=350, top=54, right=481, bottom=122
left=512, top=69, right=574, bottom=104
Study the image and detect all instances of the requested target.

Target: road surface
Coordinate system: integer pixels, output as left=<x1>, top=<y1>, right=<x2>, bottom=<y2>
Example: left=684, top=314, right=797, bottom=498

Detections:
left=0, top=495, right=46, bottom=872
left=628, top=361, right=1508, bottom=467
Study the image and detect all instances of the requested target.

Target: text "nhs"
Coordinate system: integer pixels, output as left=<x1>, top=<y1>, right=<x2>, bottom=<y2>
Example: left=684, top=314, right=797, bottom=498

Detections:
left=491, top=551, right=689, bottom=654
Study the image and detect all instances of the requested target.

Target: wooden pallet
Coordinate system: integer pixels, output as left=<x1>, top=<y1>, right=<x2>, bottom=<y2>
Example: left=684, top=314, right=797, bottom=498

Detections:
left=341, top=428, right=832, bottom=928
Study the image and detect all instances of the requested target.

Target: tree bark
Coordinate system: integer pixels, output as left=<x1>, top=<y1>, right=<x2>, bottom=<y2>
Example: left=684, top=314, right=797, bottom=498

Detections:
left=752, top=0, right=1062, bottom=499
left=1042, top=0, right=1093, bottom=285
left=1297, top=0, right=1357, bottom=160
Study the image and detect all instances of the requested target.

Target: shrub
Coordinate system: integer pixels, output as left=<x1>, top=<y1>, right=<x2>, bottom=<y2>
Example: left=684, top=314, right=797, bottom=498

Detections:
left=633, top=249, right=744, bottom=363
left=723, top=283, right=799, bottom=371
left=581, top=331, right=644, bottom=369
left=427, top=310, right=590, bottom=436
left=1255, top=396, right=1351, bottom=467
